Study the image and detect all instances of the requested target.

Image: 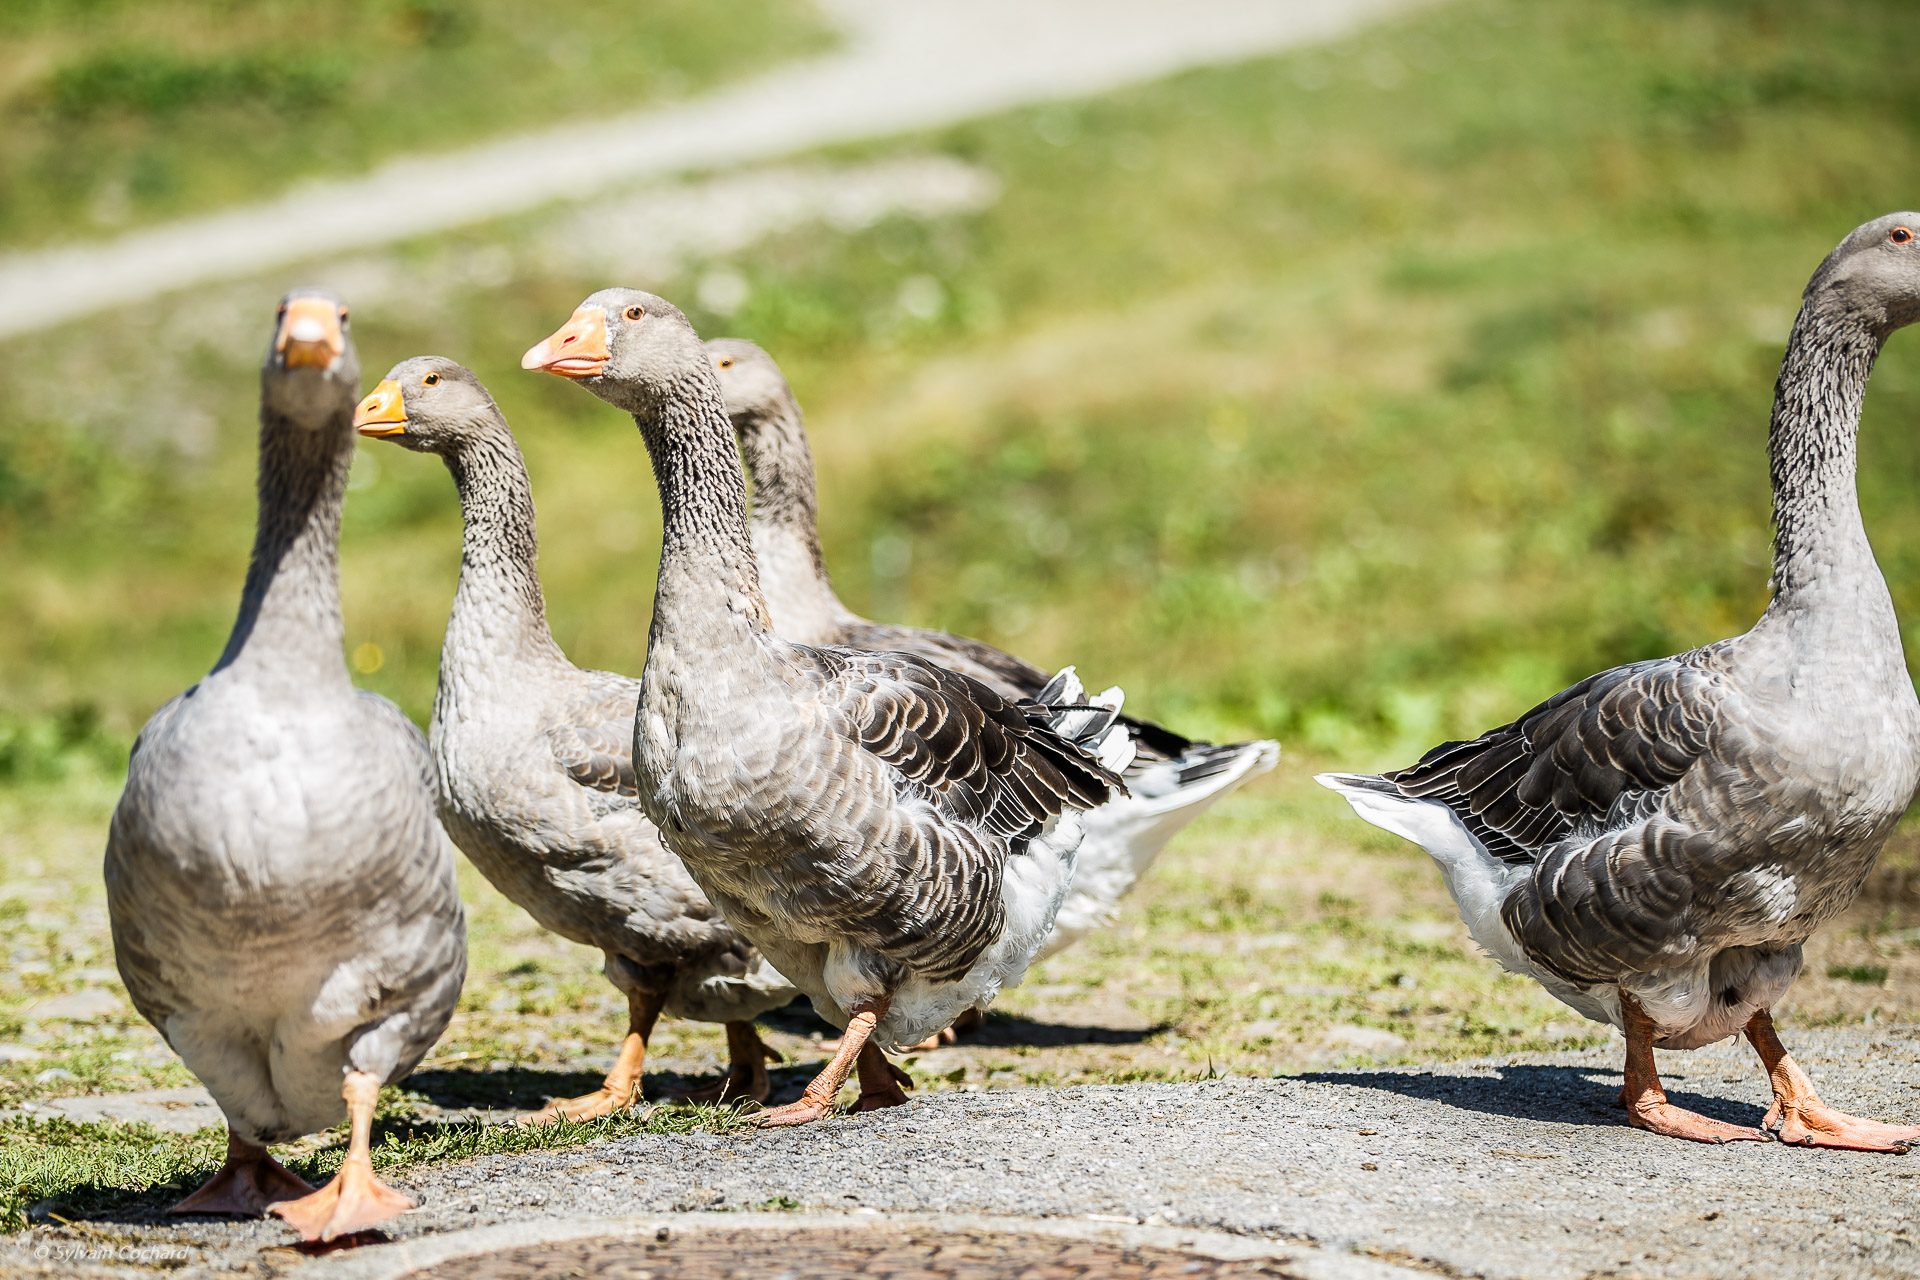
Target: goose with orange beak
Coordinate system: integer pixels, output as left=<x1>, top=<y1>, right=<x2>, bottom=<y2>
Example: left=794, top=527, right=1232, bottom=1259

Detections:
left=522, top=290, right=1131, bottom=1127
left=106, top=292, right=466, bottom=1240
left=350, top=356, right=797, bottom=1118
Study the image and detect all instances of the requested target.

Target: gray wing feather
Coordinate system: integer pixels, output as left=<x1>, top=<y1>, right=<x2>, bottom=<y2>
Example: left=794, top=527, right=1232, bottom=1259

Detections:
left=1386, top=655, right=1733, bottom=984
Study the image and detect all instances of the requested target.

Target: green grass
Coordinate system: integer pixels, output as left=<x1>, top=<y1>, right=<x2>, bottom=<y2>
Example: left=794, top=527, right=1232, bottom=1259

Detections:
left=1, top=1099, right=752, bottom=1233
left=0, top=0, right=831, bottom=249
left=8, top=0, right=1920, bottom=1232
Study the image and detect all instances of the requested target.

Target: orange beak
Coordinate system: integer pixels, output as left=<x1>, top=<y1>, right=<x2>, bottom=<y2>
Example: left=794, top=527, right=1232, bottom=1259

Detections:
left=276, top=296, right=344, bottom=370
left=521, top=307, right=610, bottom=379
left=353, top=380, right=408, bottom=437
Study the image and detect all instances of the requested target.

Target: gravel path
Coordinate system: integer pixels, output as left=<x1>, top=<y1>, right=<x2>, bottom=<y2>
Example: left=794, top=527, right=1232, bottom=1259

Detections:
left=9, top=1026, right=1920, bottom=1279
left=0, top=0, right=1417, bottom=339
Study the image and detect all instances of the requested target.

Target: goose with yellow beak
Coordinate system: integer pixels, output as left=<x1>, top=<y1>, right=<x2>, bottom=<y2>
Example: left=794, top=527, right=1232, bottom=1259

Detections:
left=349, top=356, right=796, bottom=1117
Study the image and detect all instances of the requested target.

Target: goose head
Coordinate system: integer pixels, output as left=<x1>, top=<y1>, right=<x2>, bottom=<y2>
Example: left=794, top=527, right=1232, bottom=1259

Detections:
left=353, top=356, right=501, bottom=454
left=706, top=338, right=794, bottom=428
left=521, top=287, right=712, bottom=420
left=1805, top=212, right=1920, bottom=334
left=262, top=289, right=358, bottom=427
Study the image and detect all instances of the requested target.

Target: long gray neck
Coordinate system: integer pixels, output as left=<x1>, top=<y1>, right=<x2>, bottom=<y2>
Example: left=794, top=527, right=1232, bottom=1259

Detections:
left=438, top=422, right=566, bottom=708
left=735, top=397, right=853, bottom=642
left=639, top=376, right=773, bottom=670
left=214, top=403, right=353, bottom=687
left=1762, top=303, right=1890, bottom=633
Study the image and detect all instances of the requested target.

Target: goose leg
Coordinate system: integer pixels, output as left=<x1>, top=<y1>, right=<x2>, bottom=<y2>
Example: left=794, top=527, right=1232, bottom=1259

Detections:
left=1747, top=1010, right=1920, bottom=1152
left=1618, top=991, right=1767, bottom=1145
left=757, top=998, right=888, bottom=1128
left=851, top=1042, right=912, bottom=1112
left=677, top=1021, right=783, bottom=1105
left=269, top=1072, right=414, bottom=1242
left=520, top=988, right=665, bottom=1124
left=169, top=1130, right=314, bottom=1217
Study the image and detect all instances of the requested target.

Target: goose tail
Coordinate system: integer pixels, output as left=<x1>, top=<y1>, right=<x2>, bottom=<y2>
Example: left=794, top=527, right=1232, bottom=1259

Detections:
left=1032, top=666, right=1137, bottom=777
left=1037, top=730, right=1278, bottom=962
left=1314, top=771, right=1532, bottom=974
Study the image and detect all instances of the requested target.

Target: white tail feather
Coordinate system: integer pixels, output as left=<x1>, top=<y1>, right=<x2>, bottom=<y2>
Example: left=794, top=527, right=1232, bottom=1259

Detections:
left=1314, top=772, right=1534, bottom=978
left=1038, top=737, right=1278, bottom=961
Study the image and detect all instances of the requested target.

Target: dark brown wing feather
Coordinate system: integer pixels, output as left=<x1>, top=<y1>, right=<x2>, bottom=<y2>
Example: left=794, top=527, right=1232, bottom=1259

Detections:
left=1386, top=657, right=1720, bottom=865
left=825, top=647, right=1121, bottom=841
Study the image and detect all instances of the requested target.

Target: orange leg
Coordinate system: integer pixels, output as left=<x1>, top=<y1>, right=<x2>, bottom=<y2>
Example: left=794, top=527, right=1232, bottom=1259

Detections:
left=269, top=1072, right=415, bottom=1242
left=170, top=1130, right=313, bottom=1218
left=758, top=998, right=891, bottom=1128
left=677, top=1021, right=783, bottom=1106
left=851, top=1041, right=913, bottom=1112
left=1747, top=1009, right=1920, bottom=1152
left=1617, top=991, right=1767, bottom=1145
left=519, top=989, right=665, bottom=1124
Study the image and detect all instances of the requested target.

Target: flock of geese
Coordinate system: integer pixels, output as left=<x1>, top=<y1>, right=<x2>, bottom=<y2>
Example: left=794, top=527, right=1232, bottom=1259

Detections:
left=101, top=212, right=1920, bottom=1242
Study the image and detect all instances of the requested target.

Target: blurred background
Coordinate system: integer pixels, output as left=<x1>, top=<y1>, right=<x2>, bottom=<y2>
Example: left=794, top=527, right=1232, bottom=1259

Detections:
left=5, top=0, right=1920, bottom=1219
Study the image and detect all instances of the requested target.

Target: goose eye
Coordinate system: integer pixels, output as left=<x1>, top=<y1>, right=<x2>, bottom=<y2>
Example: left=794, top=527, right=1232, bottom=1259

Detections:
left=339, top=307, right=350, bottom=326
left=423, top=372, right=440, bottom=386
left=717, top=357, right=733, bottom=369
left=1893, top=226, right=1914, bottom=245
left=624, top=304, right=645, bottom=321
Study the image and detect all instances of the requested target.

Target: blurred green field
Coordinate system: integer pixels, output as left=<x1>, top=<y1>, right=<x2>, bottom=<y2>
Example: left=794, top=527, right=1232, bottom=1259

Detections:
left=7, top=0, right=1920, bottom=1229
left=0, top=0, right=830, bottom=248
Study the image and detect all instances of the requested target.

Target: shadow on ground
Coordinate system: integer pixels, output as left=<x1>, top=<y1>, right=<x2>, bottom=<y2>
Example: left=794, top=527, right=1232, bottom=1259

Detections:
left=955, top=1014, right=1172, bottom=1049
left=1299, top=1064, right=1761, bottom=1131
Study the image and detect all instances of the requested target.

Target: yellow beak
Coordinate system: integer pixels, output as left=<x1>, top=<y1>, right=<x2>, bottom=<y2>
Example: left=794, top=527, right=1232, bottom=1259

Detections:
left=353, top=380, right=408, bottom=437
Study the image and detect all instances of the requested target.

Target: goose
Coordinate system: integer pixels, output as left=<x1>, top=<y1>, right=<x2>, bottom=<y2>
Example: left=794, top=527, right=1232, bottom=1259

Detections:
left=522, top=290, right=1132, bottom=1126
left=706, top=338, right=1278, bottom=968
left=352, top=357, right=795, bottom=1116
left=104, top=292, right=467, bottom=1241
left=1319, top=213, right=1920, bottom=1149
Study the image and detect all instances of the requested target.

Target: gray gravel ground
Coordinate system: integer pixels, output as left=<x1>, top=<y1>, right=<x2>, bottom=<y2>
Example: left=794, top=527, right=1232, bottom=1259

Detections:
left=8, top=1026, right=1920, bottom=1279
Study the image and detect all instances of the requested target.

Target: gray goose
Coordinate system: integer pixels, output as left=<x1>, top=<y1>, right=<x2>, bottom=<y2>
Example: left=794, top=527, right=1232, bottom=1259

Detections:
left=707, top=338, right=1277, bottom=966
left=104, top=293, right=466, bottom=1240
left=1320, top=213, right=1920, bottom=1150
left=352, top=357, right=795, bottom=1116
left=522, top=290, right=1131, bottom=1126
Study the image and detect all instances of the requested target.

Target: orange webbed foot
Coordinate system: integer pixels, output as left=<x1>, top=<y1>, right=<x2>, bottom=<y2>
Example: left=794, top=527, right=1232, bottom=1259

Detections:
left=1624, top=1095, right=1769, bottom=1145
left=269, top=1155, right=414, bottom=1242
left=755, top=1094, right=838, bottom=1128
left=515, top=1083, right=640, bottom=1126
left=170, top=1147, right=313, bottom=1218
left=1767, top=1100, right=1920, bottom=1153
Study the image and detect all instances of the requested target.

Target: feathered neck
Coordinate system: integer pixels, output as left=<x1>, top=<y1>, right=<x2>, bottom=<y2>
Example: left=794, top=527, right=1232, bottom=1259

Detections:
left=1763, top=300, right=1888, bottom=616
left=734, top=393, right=854, bottom=642
left=635, top=371, right=773, bottom=660
left=437, top=419, right=567, bottom=697
left=213, top=398, right=354, bottom=687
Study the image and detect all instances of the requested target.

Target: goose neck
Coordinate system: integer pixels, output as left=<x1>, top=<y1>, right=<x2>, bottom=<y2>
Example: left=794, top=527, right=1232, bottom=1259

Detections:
left=1764, top=304, right=1887, bottom=619
left=214, top=408, right=354, bottom=686
left=637, top=381, right=773, bottom=658
left=440, top=427, right=565, bottom=678
left=737, top=401, right=850, bottom=641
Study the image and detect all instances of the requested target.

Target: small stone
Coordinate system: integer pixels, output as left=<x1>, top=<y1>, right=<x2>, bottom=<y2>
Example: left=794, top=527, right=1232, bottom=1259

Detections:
left=0, top=1043, right=42, bottom=1063
left=33, top=1068, right=76, bottom=1085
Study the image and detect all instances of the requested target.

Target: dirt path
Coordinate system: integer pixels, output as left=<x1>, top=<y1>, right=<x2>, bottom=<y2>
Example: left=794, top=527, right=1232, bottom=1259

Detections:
left=9, top=1027, right=1920, bottom=1279
left=0, top=0, right=1417, bottom=340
